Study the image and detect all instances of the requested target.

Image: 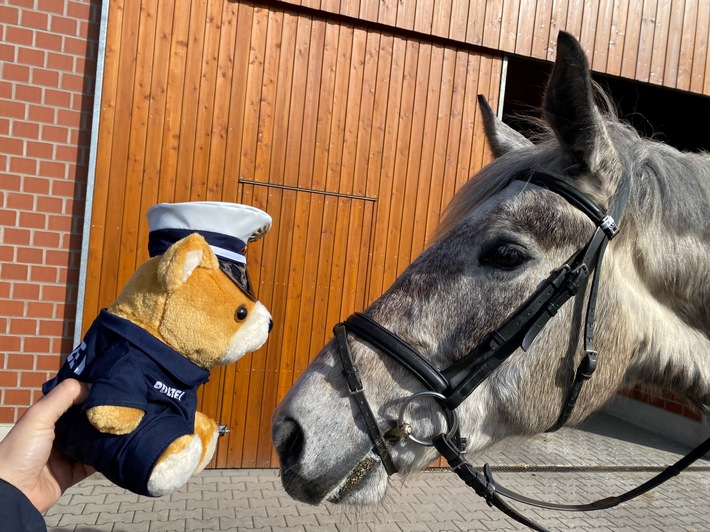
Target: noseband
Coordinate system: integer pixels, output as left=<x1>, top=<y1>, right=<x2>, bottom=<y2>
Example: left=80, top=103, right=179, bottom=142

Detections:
left=332, top=171, right=710, bottom=530
left=335, top=171, right=627, bottom=467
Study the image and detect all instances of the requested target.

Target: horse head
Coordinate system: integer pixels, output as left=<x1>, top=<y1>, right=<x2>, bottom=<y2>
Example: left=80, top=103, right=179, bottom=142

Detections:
left=272, top=31, right=710, bottom=506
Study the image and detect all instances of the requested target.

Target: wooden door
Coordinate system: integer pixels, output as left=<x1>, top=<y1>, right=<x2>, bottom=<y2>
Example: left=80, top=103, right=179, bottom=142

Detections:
left=86, top=0, right=501, bottom=467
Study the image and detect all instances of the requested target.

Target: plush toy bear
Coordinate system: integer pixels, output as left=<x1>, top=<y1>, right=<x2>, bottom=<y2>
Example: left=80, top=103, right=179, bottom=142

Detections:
left=43, top=202, right=273, bottom=497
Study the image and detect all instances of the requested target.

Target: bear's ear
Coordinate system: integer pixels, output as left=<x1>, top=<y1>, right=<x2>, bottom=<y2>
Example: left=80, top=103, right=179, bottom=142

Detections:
left=157, top=233, right=219, bottom=293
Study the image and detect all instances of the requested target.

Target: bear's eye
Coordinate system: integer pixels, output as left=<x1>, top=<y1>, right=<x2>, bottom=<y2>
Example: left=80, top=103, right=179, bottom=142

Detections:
left=235, top=305, right=248, bottom=322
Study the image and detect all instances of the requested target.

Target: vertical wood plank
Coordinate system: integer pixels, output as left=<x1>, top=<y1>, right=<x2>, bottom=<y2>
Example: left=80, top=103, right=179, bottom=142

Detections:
left=515, top=1, right=537, bottom=55
left=547, top=0, right=569, bottom=61
left=564, top=0, right=585, bottom=39
left=449, top=0, right=470, bottom=42
left=691, top=0, right=709, bottom=94
left=606, top=0, right=630, bottom=76
left=677, top=0, right=699, bottom=91
left=531, top=0, right=554, bottom=59
left=498, top=0, right=521, bottom=52
left=591, top=0, right=614, bottom=72
left=414, top=0, right=435, bottom=34
left=636, top=0, right=659, bottom=82
left=649, top=0, right=672, bottom=85
left=621, top=0, right=645, bottom=79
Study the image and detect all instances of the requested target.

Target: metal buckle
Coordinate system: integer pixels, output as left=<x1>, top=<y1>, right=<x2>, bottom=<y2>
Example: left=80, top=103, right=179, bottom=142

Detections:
left=397, top=391, right=458, bottom=446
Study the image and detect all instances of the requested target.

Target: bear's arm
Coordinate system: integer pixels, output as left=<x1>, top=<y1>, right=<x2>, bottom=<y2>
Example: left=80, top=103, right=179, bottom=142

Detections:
left=83, top=358, right=149, bottom=435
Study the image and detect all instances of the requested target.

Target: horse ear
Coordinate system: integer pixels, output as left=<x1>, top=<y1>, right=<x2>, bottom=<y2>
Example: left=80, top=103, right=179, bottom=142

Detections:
left=544, top=32, right=619, bottom=185
left=478, top=94, right=532, bottom=157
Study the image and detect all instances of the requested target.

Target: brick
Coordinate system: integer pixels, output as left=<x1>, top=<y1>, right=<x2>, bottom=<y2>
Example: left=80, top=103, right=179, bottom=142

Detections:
left=56, top=144, right=79, bottom=162
left=30, top=265, right=58, bottom=283
left=1, top=299, right=24, bottom=317
left=19, top=210, right=47, bottom=229
left=5, top=63, right=31, bottom=83
left=11, top=282, right=40, bottom=299
left=23, top=175, right=51, bottom=194
left=9, top=156, right=37, bottom=175
left=28, top=104, right=56, bottom=123
left=37, top=195, right=64, bottom=214
left=0, top=136, right=24, bottom=155
left=64, top=35, right=90, bottom=56
left=0, top=407, right=16, bottom=423
left=2, top=100, right=27, bottom=118
left=14, top=84, right=44, bottom=104
left=3, top=228, right=31, bottom=245
left=51, top=15, right=79, bottom=35
left=41, top=284, right=67, bottom=301
left=0, top=5, right=20, bottom=24
left=34, top=30, right=63, bottom=51
left=32, top=67, right=60, bottom=87
left=1, top=262, right=29, bottom=280
left=33, top=230, right=61, bottom=248
left=27, top=297, right=55, bottom=315
left=4, top=388, right=32, bottom=405
left=47, top=213, right=72, bottom=231
left=11, top=120, right=40, bottom=138
left=0, top=279, right=12, bottom=295
left=41, top=124, right=70, bottom=143
left=0, top=82, right=11, bottom=99
left=17, top=246, right=44, bottom=264
left=67, top=1, right=91, bottom=19
left=39, top=319, right=64, bottom=336
left=7, top=353, right=35, bottom=370
left=57, top=108, right=82, bottom=128
left=20, top=9, right=50, bottom=30
left=37, top=0, right=67, bottom=15
left=36, top=354, right=61, bottom=371
left=0, top=208, right=18, bottom=225
left=39, top=160, right=67, bottom=178
left=24, top=335, right=52, bottom=353
left=47, top=51, right=75, bottom=72
left=26, top=140, right=54, bottom=159
left=20, top=371, right=51, bottom=388
left=5, top=26, right=34, bottom=46
left=17, top=46, right=46, bottom=67
left=0, top=371, right=19, bottom=387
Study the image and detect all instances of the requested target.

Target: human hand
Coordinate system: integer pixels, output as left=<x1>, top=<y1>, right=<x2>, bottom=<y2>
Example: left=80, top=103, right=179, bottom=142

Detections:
left=0, top=379, right=95, bottom=512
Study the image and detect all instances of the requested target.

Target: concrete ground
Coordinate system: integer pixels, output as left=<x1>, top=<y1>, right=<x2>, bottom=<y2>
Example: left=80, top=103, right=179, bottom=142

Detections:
left=44, top=412, right=710, bottom=531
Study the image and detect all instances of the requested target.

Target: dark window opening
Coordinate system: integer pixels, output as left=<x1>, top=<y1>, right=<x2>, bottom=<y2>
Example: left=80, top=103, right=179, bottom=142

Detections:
left=503, top=55, right=710, bottom=153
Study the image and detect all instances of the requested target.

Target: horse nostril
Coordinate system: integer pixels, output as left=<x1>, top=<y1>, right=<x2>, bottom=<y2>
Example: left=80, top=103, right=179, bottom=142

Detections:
left=272, top=416, right=304, bottom=468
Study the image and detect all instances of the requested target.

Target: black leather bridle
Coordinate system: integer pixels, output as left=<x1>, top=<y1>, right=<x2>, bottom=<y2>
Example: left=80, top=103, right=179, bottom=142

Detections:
left=333, top=171, right=710, bottom=531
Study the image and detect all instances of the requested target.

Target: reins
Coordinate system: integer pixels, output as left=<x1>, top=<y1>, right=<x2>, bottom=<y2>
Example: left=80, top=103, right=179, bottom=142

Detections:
left=330, top=171, right=710, bottom=530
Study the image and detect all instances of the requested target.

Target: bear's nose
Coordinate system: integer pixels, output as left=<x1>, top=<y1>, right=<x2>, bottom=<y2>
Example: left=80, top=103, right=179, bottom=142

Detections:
left=268, top=319, right=274, bottom=332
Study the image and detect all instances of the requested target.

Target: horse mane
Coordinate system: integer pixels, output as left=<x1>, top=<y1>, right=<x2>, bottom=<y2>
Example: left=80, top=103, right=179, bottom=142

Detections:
left=435, top=89, right=710, bottom=243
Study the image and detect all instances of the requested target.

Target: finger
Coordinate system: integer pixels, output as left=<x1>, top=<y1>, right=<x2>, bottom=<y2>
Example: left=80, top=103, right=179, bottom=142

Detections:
left=25, top=379, right=89, bottom=427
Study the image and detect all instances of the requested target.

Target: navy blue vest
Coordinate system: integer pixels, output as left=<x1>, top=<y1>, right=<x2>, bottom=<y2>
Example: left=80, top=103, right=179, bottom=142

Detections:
left=43, top=310, right=211, bottom=496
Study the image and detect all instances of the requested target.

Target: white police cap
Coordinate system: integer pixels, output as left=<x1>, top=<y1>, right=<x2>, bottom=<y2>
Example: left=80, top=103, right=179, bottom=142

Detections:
left=146, top=201, right=272, bottom=266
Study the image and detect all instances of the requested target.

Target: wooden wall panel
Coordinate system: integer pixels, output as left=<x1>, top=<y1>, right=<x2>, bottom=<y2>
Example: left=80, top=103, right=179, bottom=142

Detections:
left=89, top=0, right=710, bottom=471
left=88, top=0, right=499, bottom=467
left=278, top=0, right=710, bottom=96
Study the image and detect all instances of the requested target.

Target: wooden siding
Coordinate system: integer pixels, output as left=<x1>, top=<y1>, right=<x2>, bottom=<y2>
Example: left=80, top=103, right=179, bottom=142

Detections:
left=277, top=0, right=710, bottom=96
left=86, top=0, right=500, bottom=468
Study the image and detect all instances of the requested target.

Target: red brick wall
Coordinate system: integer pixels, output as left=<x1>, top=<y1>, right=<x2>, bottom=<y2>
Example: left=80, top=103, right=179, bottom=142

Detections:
left=0, top=0, right=100, bottom=422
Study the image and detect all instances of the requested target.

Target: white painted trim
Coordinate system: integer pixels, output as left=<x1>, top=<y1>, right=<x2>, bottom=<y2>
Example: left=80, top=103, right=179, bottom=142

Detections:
left=604, top=395, right=710, bottom=448
left=74, top=0, right=110, bottom=346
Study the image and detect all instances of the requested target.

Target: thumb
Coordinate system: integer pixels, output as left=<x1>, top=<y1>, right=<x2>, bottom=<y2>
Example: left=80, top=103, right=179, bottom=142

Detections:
left=25, top=379, right=89, bottom=428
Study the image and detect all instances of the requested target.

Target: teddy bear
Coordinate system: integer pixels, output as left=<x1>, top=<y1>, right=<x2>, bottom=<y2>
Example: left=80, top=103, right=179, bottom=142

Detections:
left=43, top=202, right=273, bottom=497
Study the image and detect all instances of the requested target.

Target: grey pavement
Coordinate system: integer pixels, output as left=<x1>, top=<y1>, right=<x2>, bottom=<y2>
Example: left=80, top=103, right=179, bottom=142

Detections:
left=45, top=412, right=710, bottom=532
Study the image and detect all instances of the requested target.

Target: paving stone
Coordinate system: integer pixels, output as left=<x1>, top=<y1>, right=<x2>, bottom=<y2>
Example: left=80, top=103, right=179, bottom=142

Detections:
left=43, top=411, right=710, bottom=532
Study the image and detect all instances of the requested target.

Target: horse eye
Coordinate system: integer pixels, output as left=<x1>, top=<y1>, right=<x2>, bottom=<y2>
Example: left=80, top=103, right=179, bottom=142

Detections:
left=234, top=305, right=248, bottom=322
left=480, top=243, right=528, bottom=269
